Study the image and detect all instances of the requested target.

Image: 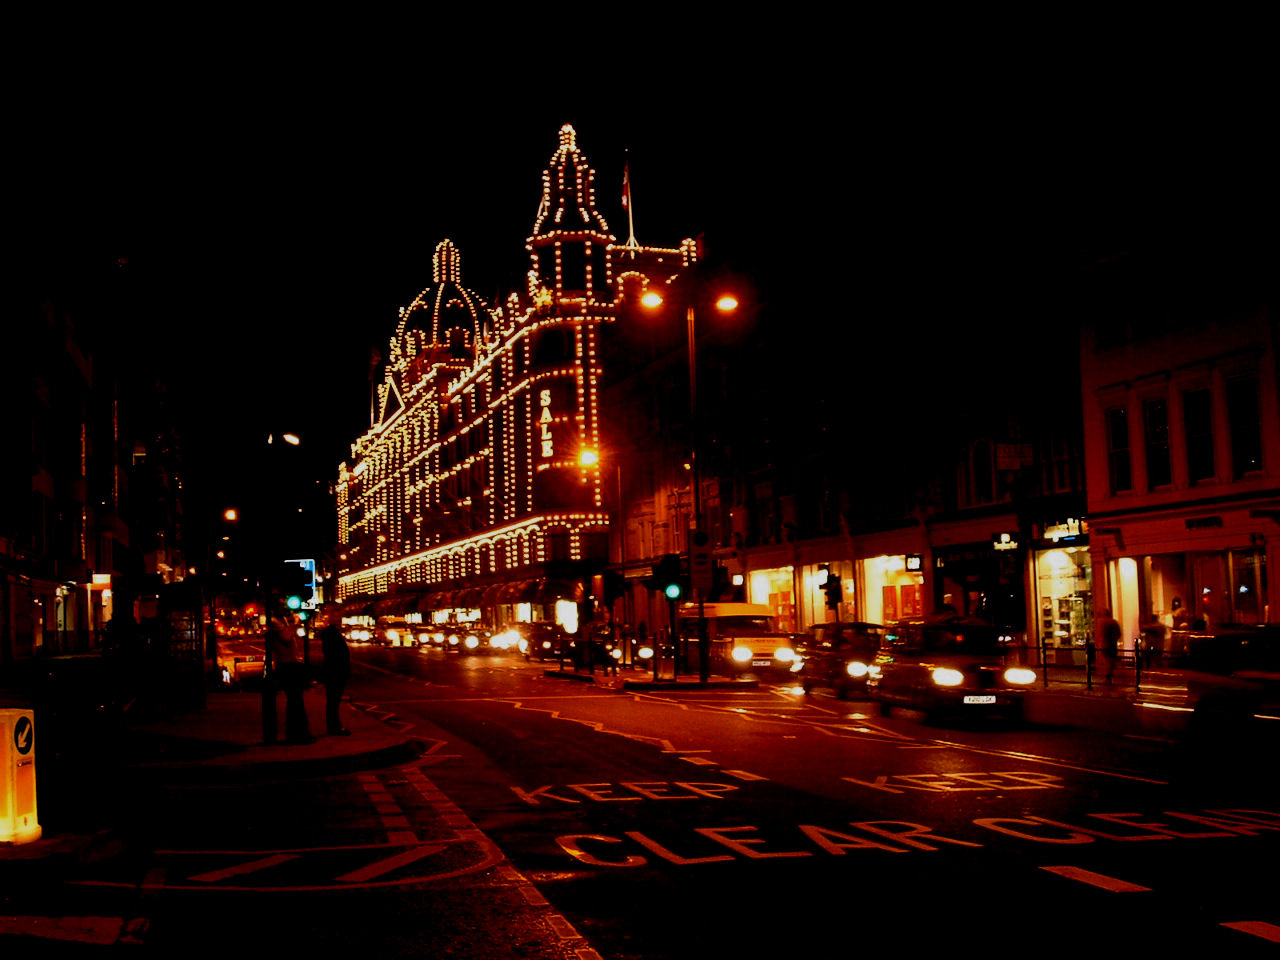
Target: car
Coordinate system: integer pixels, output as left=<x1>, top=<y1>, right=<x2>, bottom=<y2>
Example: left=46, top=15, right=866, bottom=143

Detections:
left=866, top=615, right=1036, bottom=720
left=1180, top=624, right=1280, bottom=737
left=796, top=621, right=884, bottom=698
left=511, top=621, right=574, bottom=662
left=677, top=602, right=802, bottom=679
left=375, top=617, right=416, bottom=647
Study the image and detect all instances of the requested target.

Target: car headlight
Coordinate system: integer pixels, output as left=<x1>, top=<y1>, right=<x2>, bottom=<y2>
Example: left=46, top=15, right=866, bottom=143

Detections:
left=465, top=635, right=480, bottom=649
left=867, top=664, right=882, bottom=678
left=1004, top=667, right=1037, bottom=685
left=774, top=647, right=797, bottom=663
left=846, top=661, right=869, bottom=678
left=931, top=667, right=965, bottom=687
left=386, top=629, right=400, bottom=644
left=419, top=632, right=431, bottom=644
left=731, top=645, right=754, bottom=663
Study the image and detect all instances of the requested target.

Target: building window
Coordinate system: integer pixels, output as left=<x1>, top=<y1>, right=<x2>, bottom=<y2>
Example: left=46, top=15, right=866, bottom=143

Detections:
left=1182, top=388, right=1215, bottom=484
left=1106, top=407, right=1132, bottom=494
left=1142, top=398, right=1171, bottom=489
left=1226, top=376, right=1262, bottom=478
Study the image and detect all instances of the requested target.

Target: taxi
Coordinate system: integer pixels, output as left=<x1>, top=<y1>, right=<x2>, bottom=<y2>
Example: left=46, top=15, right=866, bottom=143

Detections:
left=866, top=616, right=1036, bottom=720
left=796, top=621, right=884, bottom=698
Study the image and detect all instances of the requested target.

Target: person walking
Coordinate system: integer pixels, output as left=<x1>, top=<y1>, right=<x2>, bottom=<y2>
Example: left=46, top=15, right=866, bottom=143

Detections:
left=319, top=623, right=352, bottom=736
left=1098, top=608, right=1122, bottom=686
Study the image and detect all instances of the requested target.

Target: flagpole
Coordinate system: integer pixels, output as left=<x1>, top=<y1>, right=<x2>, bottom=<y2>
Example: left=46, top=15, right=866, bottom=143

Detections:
left=623, top=150, right=638, bottom=252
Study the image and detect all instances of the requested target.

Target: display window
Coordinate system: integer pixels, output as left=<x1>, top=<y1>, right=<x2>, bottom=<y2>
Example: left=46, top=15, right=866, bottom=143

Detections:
left=749, top=566, right=796, bottom=632
left=1035, top=546, right=1092, bottom=648
left=861, top=555, right=925, bottom=625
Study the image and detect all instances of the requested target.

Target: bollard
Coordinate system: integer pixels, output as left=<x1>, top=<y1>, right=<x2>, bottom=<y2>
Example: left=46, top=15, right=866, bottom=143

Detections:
left=0, top=709, right=41, bottom=844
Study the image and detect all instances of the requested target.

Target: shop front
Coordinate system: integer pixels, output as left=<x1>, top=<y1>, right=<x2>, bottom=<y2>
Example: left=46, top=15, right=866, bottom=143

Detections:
left=1090, top=499, right=1276, bottom=658
left=748, top=565, right=797, bottom=632
left=932, top=536, right=1027, bottom=635
left=1032, top=537, right=1093, bottom=653
left=858, top=554, right=925, bottom=625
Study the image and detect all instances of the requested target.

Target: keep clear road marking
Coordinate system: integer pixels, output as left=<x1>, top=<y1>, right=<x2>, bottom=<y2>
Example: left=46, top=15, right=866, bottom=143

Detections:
left=1221, top=922, right=1280, bottom=943
left=1040, top=865, right=1152, bottom=892
left=190, top=853, right=299, bottom=883
left=335, top=843, right=450, bottom=883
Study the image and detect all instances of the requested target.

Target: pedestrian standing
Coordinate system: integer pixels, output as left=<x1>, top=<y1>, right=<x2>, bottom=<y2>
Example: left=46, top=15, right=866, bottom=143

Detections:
left=267, top=609, right=313, bottom=744
left=1098, top=608, right=1122, bottom=686
left=319, top=624, right=352, bottom=735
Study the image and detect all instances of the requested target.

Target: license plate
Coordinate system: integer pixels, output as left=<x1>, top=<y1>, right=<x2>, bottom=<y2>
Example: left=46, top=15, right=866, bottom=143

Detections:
left=963, top=695, right=997, bottom=705
left=752, top=660, right=772, bottom=667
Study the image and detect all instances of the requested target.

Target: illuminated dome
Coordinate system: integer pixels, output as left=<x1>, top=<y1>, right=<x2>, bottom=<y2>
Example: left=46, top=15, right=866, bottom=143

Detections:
left=391, top=240, right=492, bottom=369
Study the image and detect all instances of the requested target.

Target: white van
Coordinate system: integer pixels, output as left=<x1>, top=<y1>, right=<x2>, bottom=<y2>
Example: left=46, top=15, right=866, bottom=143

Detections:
left=677, top=602, right=801, bottom=677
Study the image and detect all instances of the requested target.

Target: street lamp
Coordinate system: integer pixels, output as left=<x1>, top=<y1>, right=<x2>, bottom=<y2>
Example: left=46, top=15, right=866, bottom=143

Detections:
left=643, top=287, right=738, bottom=682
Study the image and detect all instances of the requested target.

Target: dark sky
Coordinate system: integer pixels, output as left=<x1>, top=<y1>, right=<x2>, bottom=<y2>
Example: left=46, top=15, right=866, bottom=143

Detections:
left=19, top=56, right=1272, bottom=541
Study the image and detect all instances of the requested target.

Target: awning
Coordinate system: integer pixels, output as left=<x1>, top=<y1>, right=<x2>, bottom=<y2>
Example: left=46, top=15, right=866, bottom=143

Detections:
left=536, top=579, right=583, bottom=604
left=500, top=579, right=540, bottom=603
left=456, top=587, right=484, bottom=608
left=481, top=583, right=506, bottom=607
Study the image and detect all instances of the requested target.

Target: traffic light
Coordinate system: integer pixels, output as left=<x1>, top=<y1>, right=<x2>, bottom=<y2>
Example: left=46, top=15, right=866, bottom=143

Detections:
left=654, top=553, right=685, bottom=601
left=278, top=560, right=315, bottom=610
left=820, top=565, right=843, bottom=610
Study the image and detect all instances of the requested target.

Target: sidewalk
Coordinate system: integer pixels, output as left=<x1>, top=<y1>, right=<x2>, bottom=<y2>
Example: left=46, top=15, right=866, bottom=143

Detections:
left=0, top=683, right=423, bottom=865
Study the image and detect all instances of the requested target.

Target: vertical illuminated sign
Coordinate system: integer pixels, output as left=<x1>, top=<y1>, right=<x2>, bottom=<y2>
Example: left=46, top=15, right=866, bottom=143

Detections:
left=539, top=388, right=554, bottom=458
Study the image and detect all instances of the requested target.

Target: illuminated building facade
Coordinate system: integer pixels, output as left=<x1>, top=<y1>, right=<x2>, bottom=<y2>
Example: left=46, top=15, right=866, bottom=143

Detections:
left=1080, top=255, right=1278, bottom=648
left=335, top=126, right=694, bottom=622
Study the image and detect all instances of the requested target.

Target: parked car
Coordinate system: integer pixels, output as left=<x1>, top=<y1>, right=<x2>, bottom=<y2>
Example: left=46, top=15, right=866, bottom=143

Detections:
left=796, top=621, right=884, bottom=698
left=677, top=602, right=802, bottom=679
left=866, top=615, right=1035, bottom=720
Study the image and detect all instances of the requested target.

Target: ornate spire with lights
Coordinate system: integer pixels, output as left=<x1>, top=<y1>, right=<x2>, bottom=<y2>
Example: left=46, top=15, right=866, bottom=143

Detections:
left=526, top=125, right=615, bottom=307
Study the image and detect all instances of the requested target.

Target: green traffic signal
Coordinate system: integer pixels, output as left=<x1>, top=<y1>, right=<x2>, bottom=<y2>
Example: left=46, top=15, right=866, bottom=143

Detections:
left=287, top=595, right=302, bottom=611
left=664, top=583, right=682, bottom=600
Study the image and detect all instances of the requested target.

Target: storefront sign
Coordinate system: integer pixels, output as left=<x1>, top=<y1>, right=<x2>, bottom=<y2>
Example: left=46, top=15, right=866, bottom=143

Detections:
left=1044, top=518, right=1083, bottom=542
left=539, top=388, right=554, bottom=458
left=905, top=554, right=923, bottom=572
left=993, top=533, right=1019, bottom=551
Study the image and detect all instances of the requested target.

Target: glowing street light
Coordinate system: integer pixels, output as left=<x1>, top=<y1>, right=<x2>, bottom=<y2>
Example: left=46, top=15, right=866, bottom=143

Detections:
left=643, top=285, right=739, bottom=682
left=578, top=448, right=599, bottom=467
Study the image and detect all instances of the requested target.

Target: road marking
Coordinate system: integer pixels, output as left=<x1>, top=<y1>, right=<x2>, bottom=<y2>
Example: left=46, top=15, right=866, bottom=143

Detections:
left=1221, top=921, right=1280, bottom=943
left=0, top=916, right=123, bottom=944
left=334, top=843, right=449, bottom=882
left=1039, top=865, right=1152, bottom=892
left=723, top=770, right=768, bottom=781
left=189, top=853, right=298, bottom=883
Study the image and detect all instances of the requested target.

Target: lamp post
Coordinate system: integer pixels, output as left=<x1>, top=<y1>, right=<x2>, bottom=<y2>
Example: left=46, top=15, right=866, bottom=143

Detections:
left=643, top=290, right=738, bottom=682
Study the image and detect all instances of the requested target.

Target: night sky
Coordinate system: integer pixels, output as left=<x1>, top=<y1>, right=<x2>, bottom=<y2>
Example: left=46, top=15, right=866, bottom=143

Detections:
left=18, top=53, right=1272, bottom=553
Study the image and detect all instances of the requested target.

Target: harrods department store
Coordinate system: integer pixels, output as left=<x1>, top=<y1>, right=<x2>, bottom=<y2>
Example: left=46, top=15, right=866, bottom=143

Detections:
left=332, top=124, right=1278, bottom=648
left=334, top=125, right=695, bottom=632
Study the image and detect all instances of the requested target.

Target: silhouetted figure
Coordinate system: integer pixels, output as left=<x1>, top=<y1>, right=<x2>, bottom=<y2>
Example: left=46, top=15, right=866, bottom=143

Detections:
left=266, top=611, right=312, bottom=744
left=319, top=624, right=351, bottom=735
left=1098, top=609, right=1121, bottom=685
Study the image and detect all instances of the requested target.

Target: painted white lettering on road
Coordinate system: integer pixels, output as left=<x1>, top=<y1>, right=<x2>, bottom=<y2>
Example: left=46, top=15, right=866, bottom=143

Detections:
left=843, top=771, right=1064, bottom=794
left=513, top=782, right=740, bottom=805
